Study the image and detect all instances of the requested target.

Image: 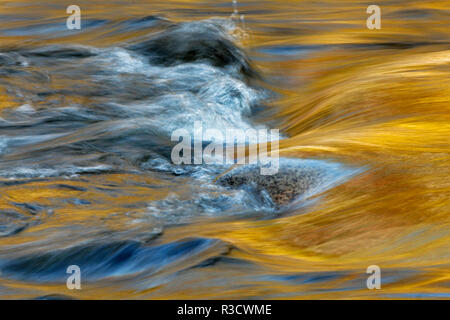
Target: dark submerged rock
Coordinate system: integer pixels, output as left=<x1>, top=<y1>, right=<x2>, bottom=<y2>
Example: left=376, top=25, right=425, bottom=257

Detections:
left=128, top=20, right=257, bottom=78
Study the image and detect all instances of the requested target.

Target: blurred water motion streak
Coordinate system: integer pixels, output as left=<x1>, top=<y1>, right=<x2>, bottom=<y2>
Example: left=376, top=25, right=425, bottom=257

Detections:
left=0, top=0, right=449, bottom=299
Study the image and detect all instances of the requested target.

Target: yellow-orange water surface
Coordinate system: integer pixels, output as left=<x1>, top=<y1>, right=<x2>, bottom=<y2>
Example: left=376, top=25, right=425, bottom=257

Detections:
left=0, top=0, right=449, bottom=299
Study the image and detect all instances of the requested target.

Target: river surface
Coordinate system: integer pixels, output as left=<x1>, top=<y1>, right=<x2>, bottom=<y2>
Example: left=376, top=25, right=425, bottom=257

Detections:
left=0, top=0, right=449, bottom=299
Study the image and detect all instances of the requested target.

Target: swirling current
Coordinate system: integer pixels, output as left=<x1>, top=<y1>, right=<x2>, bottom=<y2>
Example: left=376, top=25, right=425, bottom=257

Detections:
left=0, top=0, right=449, bottom=299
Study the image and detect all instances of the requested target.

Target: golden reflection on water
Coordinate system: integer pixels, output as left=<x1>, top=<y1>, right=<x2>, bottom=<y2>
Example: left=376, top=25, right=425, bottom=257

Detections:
left=0, top=0, right=449, bottom=299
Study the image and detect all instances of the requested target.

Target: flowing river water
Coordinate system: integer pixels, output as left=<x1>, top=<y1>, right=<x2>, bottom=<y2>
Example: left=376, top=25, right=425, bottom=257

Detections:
left=0, top=0, right=449, bottom=299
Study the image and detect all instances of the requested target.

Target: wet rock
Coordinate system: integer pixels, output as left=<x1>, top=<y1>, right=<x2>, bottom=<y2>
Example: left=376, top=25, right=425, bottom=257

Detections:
left=217, top=160, right=327, bottom=206
left=129, top=20, right=256, bottom=78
